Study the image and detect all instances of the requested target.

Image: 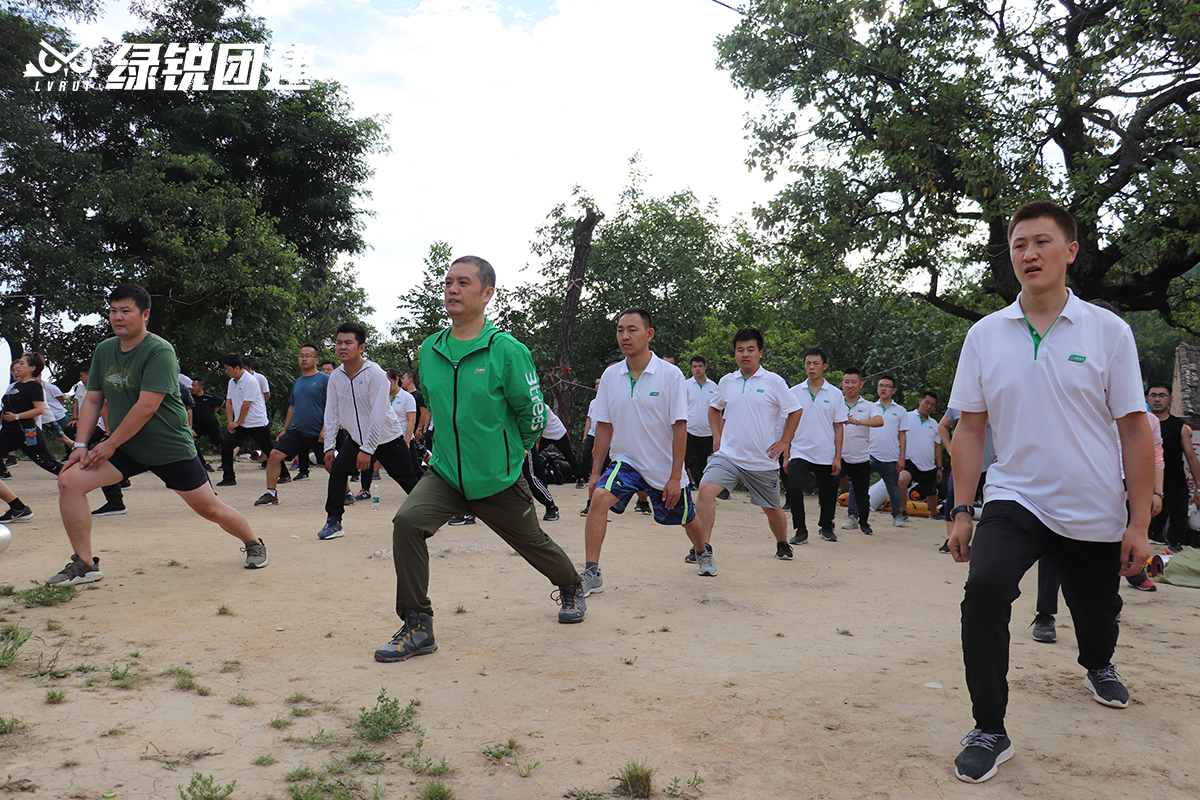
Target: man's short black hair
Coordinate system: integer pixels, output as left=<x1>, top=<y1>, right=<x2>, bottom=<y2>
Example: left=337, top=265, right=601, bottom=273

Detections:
left=109, top=284, right=151, bottom=312
left=843, top=367, right=863, bottom=379
left=922, top=390, right=938, bottom=402
left=690, top=355, right=707, bottom=366
left=803, top=347, right=828, bottom=364
left=732, top=327, right=764, bottom=351
left=319, top=359, right=336, bottom=369
left=451, top=255, right=496, bottom=290
left=221, top=353, right=245, bottom=369
left=403, top=370, right=418, bottom=382
left=300, top=343, right=319, bottom=354
left=336, top=322, right=367, bottom=345
left=193, top=378, right=205, bottom=388
left=878, top=374, right=897, bottom=389
left=618, top=307, right=652, bottom=329
left=1147, top=381, right=1173, bottom=395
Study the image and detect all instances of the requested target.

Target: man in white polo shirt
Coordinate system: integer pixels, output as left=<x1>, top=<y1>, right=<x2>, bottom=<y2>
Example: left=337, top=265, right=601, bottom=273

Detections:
left=785, top=348, right=848, bottom=544
left=855, top=374, right=911, bottom=526
left=946, top=200, right=1153, bottom=784
left=684, top=355, right=717, bottom=488
left=697, top=328, right=802, bottom=562
left=217, top=353, right=275, bottom=487
left=898, top=390, right=943, bottom=519
left=582, top=309, right=712, bottom=593
left=839, top=367, right=882, bottom=535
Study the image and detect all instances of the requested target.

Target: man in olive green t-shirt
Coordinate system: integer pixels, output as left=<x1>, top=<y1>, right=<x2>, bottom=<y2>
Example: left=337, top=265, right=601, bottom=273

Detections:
left=48, top=284, right=268, bottom=586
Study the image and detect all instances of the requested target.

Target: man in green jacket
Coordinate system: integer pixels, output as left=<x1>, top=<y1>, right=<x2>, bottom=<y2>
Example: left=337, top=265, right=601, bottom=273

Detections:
left=375, top=256, right=585, bottom=663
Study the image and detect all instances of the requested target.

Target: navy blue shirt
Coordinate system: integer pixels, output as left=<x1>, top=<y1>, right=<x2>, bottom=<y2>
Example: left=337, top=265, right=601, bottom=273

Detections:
left=288, top=372, right=329, bottom=437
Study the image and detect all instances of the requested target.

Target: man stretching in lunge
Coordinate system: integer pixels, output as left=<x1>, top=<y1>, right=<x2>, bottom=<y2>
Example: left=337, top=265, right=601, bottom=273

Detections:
left=255, top=345, right=329, bottom=507
left=582, top=308, right=713, bottom=596
left=695, top=328, right=801, bottom=563
left=377, top=256, right=585, bottom=663
left=51, top=284, right=267, bottom=585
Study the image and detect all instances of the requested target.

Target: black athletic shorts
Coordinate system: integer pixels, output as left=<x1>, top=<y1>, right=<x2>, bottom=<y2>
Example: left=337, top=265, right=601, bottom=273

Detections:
left=107, top=448, right=210, bottom=492
left=904, top=459, right=938, bottom=497
left=273, top=430, right=324, bottom=461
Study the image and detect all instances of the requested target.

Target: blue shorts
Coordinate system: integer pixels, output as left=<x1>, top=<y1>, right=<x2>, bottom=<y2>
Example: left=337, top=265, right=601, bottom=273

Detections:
left=597, top=460, right=695, bottom=525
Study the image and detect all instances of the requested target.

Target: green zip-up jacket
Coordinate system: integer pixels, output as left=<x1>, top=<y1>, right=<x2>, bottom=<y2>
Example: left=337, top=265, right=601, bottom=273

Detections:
left=419, top=318, right=547, bottom=499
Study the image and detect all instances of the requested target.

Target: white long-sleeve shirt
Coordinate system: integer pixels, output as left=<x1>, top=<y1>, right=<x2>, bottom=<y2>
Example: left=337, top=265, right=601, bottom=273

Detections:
left=323, top=359, right=403, bottom=454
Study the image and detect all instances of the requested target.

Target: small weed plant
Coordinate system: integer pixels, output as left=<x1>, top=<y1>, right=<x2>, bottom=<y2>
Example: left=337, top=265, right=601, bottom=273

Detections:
left=229, top=691, right=255, bottom=706
left=179, top=772, right=236, bottom=800
left=353, top=689, right=420, bottom=742
left=17, top=582, right=76, bottom=607
left=253, top=754, right=277, bottom=766
left=0, top=716, right=23, bottom=734
left=416, top=780, right=454, bottom=800
left=410, top=756, right=455, bottom=776
left=0, top=626, right=34, bottom=668
left=45, top=688, right=66, bottom=704
left=612, top=759, right=655, bottom=798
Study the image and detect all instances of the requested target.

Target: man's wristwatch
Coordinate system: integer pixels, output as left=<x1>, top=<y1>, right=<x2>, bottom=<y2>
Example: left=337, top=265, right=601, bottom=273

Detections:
left=950, top=504, right=973, bottom=520
left=73, top=441, right=88, bottom=449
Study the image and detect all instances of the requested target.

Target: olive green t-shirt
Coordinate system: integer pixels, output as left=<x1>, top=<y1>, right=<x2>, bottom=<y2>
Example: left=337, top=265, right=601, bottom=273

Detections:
left=88, top=333, right=197, bottom=466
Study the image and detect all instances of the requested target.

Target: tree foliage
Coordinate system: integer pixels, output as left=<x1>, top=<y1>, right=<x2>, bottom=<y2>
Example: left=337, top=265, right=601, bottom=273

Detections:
left=717, top=0, right=1200, bottom=329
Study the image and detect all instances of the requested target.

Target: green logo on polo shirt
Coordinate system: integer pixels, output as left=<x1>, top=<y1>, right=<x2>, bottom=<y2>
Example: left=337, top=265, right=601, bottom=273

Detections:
left=649, top=391, right=660, bottom=396
left=1068, top=354, right=1086, bottom=363
left=756, top=388, right=765, bottom=393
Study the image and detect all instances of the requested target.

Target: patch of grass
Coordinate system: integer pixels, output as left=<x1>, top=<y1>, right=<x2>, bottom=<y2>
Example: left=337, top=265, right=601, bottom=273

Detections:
left=516, top=758, right=541, bottom=777
left=179, top=772, right=236, bottom=800
left=162, top=665, right=193, bottom=678
left=324, top=631, right=333, bottom=638
left=697, top=596, right=710, bottom=605
left=129, top=650, right=140, bottom=659
left=74, top=662, right=98, bottom=673
left=353, top=689, right=420, bottom=742
left=286, top=691, right=314, bottom=704
left=61, top=759, right=80, bottom=768
left=109, top=662, right=137, bottom=688
left=0, top=625, right=34, bottom=668
left=410, top=756, right=455, bottom=776
left=325, top=756, right=347, bottom=775
left=567, top=790, right=604, bottom=800
left=229, top=691, right=255, bottom=706
left=347, top=748, right=385, bottom=765
left=0, top=584, right=14, bottom=596
left=292, top=706, right=314, bottom=717
left=253, top=754, right=277, bottom=766
left=270, top=716, right=293, bottom=729
left=17, top=581, right=77, bottom=607
left=45, top=688, right=66, bottom=704
left=482, top=740, right=515, bottom=761
left=45, top=619, right=63, bottom=632
left=195, top=684, right=212, bottom=696
left=612, top=759, right=655, bottom=798
left=622, top=656, right=637, bottom=666
left=219, top=660, right=241, bottom=673
left=658, top=625, right=670, bottom=632
left=0, top=716, right=23, bottom=734
left=837, top=628, right=853, bottom=636
left=454, top=604, right=466, bottom=614
left=285, top=765, right=318, bottom=783
left=216, top=605, right=234, bottom=616
left=101, top=726, right=124, bottom=737
left=415, top=779, right=454, bottom=800
left=167, top=559, right=184, bottom=567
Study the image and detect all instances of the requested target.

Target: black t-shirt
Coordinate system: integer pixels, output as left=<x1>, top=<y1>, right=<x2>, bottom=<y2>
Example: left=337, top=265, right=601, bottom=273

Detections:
left=191, top=392, right=224, bottom=426
left=410, top=389, right=427, bottom=417
left=2, top=381, right=43, bottom=431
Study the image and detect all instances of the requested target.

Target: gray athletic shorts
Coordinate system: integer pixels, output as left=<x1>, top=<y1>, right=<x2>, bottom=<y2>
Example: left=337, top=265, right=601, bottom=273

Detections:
left=699, top=452, right=781, bottom=509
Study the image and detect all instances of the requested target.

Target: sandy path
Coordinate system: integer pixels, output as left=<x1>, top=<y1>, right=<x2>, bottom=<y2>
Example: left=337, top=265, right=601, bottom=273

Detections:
left=1, top=465, right=1197, bottom=799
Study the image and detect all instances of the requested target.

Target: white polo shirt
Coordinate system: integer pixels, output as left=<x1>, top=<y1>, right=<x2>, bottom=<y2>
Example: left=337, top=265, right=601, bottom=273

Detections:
left=904, top=409, right=941, bottom=471
left=585, top=399, right=599, bottom=437
left=789, top=379, right=848, bottom=464
left=227, top=372, right=269, bottom=428
left=253, top=371, right=270, bottom=396
left=841, top=397, right=879, bottom=464
left=869, top=401, right=910, bottom=462
left=593, top=354, right=689, bottom=490
left=685, top=376, right=717, bottom=436
left=710, top=366, right=801, bottom=472
left=390, top=388, right=417, bottom=437
left=543, top=408, right=567, bottom=440
left=949, top=290, right=1146, bottom=542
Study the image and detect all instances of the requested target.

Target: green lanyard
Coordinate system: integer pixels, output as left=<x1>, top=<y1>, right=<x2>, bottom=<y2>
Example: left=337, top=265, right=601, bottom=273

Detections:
left=1024, top=316, right=1059, bottom=360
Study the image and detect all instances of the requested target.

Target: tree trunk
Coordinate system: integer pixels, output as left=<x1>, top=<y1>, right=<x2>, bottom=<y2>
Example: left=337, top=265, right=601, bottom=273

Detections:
left=547, top=207, right=602, bottom=432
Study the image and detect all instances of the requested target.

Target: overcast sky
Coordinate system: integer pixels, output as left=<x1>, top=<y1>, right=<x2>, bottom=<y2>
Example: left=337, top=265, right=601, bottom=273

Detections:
left=70, top=0, right=778, bottom=331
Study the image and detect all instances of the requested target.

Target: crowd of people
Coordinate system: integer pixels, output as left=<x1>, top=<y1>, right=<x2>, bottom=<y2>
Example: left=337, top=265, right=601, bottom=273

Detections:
left=1, top=201, right=1194, bottom=784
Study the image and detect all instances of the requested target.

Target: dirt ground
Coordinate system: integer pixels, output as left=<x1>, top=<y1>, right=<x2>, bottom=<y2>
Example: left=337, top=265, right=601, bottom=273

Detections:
left=1, top=463, right=1197, bottom=800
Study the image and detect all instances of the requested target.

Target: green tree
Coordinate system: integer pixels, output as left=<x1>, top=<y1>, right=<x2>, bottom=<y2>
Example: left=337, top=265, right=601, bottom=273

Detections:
left=716, top=0, right=1200, bottom=329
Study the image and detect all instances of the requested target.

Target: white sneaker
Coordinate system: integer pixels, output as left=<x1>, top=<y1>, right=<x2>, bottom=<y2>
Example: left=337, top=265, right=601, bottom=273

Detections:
left=893, top=516, right=907, bottom=528
left=841, top=515, right=858, bottom=530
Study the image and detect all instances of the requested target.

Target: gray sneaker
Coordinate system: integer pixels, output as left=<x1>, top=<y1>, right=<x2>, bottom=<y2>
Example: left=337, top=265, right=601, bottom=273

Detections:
left=1031, top=614, right=1056, bottom=643
left=581, top=567, right=604, bottom=597
left=697, top=549, right=717, bottom=577
left=1085, top=664, right=1129, bottom=708
left=242, top=538, right=268, bottom=569
left=47, top=554, right=103, bottom=586
left=840, top=515, right=858, bottom=530
left=892, top=515, right=907, bottom=528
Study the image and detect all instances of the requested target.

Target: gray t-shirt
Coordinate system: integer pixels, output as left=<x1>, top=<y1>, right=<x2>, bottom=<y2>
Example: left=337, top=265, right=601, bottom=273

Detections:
left=943, top=407, right=997, bottom=469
